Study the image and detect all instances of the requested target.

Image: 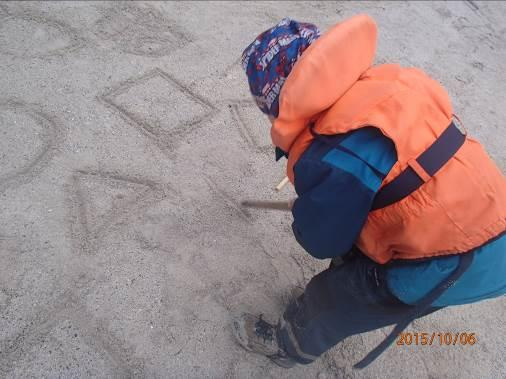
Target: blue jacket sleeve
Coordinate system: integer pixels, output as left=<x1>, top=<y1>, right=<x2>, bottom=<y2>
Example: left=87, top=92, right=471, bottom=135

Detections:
left=290, top=128, right=397, bottom=260
left=291, top=145, right=379, bottom=259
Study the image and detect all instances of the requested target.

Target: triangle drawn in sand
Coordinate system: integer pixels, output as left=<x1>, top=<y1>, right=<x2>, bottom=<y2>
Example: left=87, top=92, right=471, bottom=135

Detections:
left=72, top=170, right=156, bottom=237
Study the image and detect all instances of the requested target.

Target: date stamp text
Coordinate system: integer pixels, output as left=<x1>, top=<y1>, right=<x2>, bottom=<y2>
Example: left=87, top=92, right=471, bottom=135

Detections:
left=397, top=332, right=477, bottom=346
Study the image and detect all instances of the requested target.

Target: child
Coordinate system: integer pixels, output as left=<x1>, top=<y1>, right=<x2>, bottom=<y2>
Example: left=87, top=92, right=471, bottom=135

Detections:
left=233, top=15, right=506, bottom=368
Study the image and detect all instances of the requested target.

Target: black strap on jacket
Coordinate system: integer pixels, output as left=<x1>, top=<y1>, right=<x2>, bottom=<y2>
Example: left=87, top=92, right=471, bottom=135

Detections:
left=354, top=251, right=475, bottom=369
left=371, top=122, right=466, bottom=210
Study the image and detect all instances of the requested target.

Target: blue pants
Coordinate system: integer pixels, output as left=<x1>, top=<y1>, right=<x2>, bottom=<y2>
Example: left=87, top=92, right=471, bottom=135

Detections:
left=278, top=253, right=442, bottom=365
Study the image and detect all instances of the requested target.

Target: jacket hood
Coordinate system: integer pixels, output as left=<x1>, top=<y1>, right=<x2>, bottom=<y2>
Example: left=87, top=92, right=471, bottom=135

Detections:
left=271, top=14, right=378, bottom=153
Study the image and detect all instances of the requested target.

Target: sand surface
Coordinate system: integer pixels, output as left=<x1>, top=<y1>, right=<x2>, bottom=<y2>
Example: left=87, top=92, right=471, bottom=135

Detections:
left=0, top=1, right=505, bottom=378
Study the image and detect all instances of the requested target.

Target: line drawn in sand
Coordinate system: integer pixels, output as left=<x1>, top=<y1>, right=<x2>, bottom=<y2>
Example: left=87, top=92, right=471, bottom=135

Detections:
left=229, top=101, right=273, bottom=154
left=0, top=99, right=65, bottom=193
left=99, top=68, right=217, bottom=154
left=464, top=0, right=480, bottom=11
left=66, top=169, right=165, bottom=255
left=203, top=176, right=252, bottom=223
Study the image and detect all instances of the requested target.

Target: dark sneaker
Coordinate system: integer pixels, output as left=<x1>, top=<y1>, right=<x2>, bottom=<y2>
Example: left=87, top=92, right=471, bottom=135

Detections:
left=233, top=313, right=296, bottom=368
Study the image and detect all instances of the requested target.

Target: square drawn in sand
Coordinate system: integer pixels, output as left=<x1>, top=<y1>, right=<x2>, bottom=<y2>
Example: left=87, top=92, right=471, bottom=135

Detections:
left=100, top=69, right=216, bottom=151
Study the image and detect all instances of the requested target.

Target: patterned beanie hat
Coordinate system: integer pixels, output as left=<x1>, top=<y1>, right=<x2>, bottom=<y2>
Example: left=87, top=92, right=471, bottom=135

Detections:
left=241, top=18, right=320, bottom=117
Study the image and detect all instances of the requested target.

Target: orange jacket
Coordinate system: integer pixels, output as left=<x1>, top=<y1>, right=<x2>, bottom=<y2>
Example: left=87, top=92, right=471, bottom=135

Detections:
left=272, top=14, right=506, bottom=263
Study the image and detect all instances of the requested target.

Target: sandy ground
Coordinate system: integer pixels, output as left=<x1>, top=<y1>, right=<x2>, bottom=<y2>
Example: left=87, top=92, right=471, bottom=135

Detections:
left=0, top=1, right=505, bottom=378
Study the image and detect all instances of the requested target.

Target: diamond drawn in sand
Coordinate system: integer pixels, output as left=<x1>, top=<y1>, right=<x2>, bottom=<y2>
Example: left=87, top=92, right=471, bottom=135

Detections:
left=68, top=170, right=163, bottom=254
left=94, top=4, right=189, bottom=57
left=229, top=101, right=273, bottom=153
left=100, top=69, right=216, bottom=151
left=0, top=12, right=83, bottom=58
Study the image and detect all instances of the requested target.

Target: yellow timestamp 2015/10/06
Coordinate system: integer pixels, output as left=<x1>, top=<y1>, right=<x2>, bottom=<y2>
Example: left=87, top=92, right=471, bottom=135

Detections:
left=396, top=332, right=477, bottom=346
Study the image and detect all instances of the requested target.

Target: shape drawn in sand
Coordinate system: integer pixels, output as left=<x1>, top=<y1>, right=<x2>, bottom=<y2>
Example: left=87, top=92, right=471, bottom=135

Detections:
left=100, top=68, right=217, bottom=153
left=93, top=4, right=190, bottom=58
left=0, top=292, right=145, bottom=378
left=67, top=170, right=164, bottom=255
left=229, top=101, right=273, bottom=154
left=0, top=100, right=64, bottom=192
left=203, top=176, right=252, bottom=223
left=0, top=10, right=83, bottom=58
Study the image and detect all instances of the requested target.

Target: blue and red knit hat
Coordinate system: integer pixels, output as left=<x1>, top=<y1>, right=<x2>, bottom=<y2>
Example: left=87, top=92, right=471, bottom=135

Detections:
left=241, top=18, right=320, bottom=117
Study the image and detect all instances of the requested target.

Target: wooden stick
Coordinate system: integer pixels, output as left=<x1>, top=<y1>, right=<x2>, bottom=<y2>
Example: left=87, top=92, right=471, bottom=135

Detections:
left=241, top=200, right=292, bottom=211
left=275, top=176, right=290, bottom=192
